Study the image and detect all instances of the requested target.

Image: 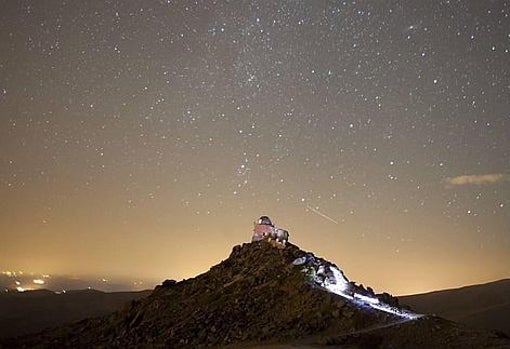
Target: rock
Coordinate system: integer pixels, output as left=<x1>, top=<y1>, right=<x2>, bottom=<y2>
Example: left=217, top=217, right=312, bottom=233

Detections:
left=162, top=279, right=177, bottom=287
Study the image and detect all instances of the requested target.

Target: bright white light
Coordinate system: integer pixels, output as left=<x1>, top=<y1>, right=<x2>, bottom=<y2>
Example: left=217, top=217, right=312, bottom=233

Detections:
left=370, top=303, right=421, bottom=320
left=353, top=293, right=379, bottom=305
left=323, top=266, right=349, bottom=293
left=33, top=279, right=45, bottom=285
left=298, top=257, right=421, bottom=321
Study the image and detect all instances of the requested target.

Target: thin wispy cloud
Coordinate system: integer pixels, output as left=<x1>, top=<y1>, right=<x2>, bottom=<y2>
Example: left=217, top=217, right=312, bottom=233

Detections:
left=444, top=174, right=509, bottom=186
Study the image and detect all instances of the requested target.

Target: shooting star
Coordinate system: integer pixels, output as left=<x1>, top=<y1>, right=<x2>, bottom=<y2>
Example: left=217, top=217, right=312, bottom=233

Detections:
left=306, top=204, right=339, bottom=224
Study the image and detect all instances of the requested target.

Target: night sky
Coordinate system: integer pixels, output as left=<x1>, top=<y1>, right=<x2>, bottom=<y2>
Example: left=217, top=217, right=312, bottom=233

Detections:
left=1, top=0, right=509, bottom=295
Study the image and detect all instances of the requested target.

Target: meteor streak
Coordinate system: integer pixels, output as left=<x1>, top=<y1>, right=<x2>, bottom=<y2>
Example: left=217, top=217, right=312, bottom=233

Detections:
left=306, top=204, right=339, bottom=224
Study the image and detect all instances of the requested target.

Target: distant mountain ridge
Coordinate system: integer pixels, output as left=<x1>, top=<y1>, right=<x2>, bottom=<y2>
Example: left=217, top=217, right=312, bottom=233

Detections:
left=401, top=279, right=510, bottom=336
left=3, top=241, right=509, bottom=348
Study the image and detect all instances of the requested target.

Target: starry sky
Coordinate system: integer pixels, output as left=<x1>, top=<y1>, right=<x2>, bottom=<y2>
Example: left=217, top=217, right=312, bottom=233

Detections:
left=1, top=0, right=509, bottom=295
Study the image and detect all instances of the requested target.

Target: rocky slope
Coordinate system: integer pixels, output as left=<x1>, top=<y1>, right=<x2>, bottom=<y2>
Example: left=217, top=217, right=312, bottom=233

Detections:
left=3, top=241, right=510, bottom=348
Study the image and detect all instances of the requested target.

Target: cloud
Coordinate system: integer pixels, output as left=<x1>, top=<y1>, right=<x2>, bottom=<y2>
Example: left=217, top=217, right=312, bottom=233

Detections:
left=444, top=174, right=509, bottom=186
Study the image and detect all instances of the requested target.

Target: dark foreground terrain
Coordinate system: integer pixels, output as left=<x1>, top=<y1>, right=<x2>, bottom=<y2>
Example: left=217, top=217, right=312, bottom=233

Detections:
left=2, top=242, right=510, bottom=348
left=0, top=289, right=150, bottom=339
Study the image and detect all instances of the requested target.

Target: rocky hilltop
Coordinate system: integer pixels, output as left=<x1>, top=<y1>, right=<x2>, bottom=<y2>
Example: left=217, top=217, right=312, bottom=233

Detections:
left=3, top=241, right=510, bottom=348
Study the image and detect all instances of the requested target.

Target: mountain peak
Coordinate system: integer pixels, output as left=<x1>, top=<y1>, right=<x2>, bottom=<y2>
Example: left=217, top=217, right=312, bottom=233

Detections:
left=5, top=240, right=510, bottom=348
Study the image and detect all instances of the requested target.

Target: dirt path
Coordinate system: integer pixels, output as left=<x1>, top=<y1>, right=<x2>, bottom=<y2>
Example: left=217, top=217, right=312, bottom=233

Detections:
left=227, top=316, right=423, bottom=349
left=338, top=315, right=423, bottom=336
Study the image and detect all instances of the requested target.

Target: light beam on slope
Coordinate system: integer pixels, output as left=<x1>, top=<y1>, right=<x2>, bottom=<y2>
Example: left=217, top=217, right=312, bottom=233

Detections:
left=320, top=267, right=421, bottom=320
